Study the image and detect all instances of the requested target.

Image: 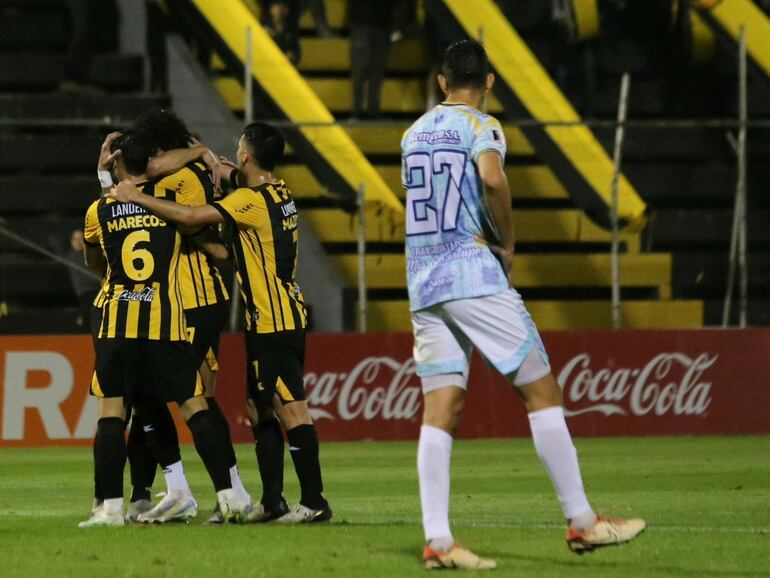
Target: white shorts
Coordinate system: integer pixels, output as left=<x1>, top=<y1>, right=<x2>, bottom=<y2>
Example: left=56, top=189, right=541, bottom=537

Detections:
left=411, top=288, right=551, bottom=392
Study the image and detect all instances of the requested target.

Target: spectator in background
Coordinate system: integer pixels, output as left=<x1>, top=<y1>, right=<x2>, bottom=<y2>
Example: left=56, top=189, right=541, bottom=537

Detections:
left=349, top=0, right=396, bottom=119
left=260, top=0, right=332, bottom=38
left=301, top=0, right=333, bottom=38
left=262, top=0, right=301, bottom=65
left=66, top=230, right=101, bottom=332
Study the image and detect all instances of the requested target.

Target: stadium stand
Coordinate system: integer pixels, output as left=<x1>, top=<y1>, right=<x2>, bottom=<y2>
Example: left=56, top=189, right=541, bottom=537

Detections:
left=0, top=0, right=167, bottom=333
left=4, top=0, right=770, bottom=332
left=202, top=0, right=702, bottom=329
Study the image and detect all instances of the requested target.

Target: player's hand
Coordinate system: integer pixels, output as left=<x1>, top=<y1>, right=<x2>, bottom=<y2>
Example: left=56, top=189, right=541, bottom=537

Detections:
left=191, top=137, right=224, bottom=190
left=106, top=180, right=140, bottom=203
left=97, top=131, right=122, bottom=171
left=489, top=243, right=514, bottom=276
left=219, top=156, right=237, bottom=170
left=476, top=235, right=514, bottom=277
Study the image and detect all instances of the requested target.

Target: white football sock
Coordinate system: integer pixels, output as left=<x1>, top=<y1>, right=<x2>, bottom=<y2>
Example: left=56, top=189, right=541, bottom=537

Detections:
left=102, top=497, right=124, bottom=515
left=418, top=425, right=454, bottom=545
left=229, top=465, right=249, bottom=500
left=528, top=406, right=595, bottom=528
left=163, top=460, right=192, bottom=496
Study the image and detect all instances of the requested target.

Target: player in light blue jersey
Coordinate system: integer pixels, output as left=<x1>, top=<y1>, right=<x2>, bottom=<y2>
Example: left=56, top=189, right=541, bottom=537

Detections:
left=402, top=40, right=645, bottom=570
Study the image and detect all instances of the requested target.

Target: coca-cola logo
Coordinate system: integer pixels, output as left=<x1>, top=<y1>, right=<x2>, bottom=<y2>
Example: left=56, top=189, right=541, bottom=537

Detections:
left=304, top=357, right=422, bottom=421
left=558, top=352, right=716, bottom=417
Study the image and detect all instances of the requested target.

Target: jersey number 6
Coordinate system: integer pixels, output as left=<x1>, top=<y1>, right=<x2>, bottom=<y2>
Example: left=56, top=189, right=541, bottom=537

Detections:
left=122, top=230, right=155, bottom=281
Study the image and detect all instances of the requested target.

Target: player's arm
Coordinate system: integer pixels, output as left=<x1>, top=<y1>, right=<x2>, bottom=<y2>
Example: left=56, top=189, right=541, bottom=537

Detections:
left=83, top=200, right=106, bottom=273
left=477, top=150, right=515, bottom=272
left=108, top=181, right=224, bottom=233
left=191, top=228, right=230, bottom=262
left=84, top=244, right=106, bottom=273
left=145, top=144, right=209, bottom=180
left=97, top=131, right=122, bottom=196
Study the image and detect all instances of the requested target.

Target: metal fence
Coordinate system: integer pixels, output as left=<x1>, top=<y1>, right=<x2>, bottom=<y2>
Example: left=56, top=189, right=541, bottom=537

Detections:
left=0, top=29, right=759, bottom=333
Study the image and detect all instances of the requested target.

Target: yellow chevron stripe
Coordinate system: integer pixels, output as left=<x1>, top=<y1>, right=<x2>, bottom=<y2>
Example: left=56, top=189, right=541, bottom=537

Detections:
left=190, top=0, right=403, bottom=214
left=706, top=0, right=770, bottom=79
left=443, top=0, right=646, bottom=231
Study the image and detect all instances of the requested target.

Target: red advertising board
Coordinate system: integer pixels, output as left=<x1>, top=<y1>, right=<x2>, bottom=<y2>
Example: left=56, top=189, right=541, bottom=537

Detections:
left=1, top=330, right=769, bottom=447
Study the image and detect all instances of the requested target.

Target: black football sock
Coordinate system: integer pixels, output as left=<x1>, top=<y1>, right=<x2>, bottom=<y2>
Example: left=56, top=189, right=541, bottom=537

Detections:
left=286, top=424, right=327, bottom=510
left=139, top=400, right=181, bottom=469
left=252, top=418, right=285, bottom=509
left=94, top=417, right=127, bottom=500
left=93, top=438, right=104, bottom=502
left=206, top=397, right=238, bottom=469
left=187, top=410, right=232, bottom=492
left=126, top=413, right=153, bottom=502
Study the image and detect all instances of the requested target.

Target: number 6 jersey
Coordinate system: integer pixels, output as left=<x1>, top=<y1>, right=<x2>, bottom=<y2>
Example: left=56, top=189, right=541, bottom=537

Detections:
left=401, top=103, right=510, bottom=311
left=84, top=183, right=187, bottom=341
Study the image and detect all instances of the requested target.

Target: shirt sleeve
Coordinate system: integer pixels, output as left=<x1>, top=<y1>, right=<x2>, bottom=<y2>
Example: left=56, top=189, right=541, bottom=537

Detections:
left=214, top=187, right=268, bottom=231
left=160, top=167, right=206, bottom=207
left=83, top=200, right=101, bottom=246
left=470, top=117, right=507, bottom=162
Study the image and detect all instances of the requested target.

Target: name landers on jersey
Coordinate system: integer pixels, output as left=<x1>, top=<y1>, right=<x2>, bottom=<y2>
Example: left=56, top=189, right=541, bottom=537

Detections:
left=280, top=200, right=298, bottom=230
left=105, top=203, right=167, bottom=234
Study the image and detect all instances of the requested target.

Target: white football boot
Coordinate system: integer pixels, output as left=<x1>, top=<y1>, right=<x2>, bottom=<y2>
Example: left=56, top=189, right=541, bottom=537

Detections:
left=137, top=491, right=198, bottom=524
left=567, top=516, right=647, bottom=553
left=216, top=488, right=251, bottom=524
left=79, top=498, right=125, bottom=528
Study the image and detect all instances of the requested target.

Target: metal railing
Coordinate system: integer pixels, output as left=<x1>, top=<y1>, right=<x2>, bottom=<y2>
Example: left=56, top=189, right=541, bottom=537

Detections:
left=0, top=27, right=759, bottom=332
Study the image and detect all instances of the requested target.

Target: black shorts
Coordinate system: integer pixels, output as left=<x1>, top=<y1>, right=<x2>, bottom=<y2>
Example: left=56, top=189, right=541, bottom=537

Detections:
left=184, top=301, right=228, bottom=371
left=245, top=329, right=306, bottom=407
left=91, top=338, right=203, bottom=405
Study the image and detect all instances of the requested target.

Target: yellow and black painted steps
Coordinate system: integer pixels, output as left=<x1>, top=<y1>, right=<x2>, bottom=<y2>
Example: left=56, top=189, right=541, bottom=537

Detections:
left=694, top=0, right=770, bottom=82
left=331, top=253, right=673, bottom=299
left=361, top=299, right=703, bottom=331
left=424, top=0, right=646, bottom=232
left=186, top=0, right=402, bottom=213
left=303, top=207, right=640, bottom=253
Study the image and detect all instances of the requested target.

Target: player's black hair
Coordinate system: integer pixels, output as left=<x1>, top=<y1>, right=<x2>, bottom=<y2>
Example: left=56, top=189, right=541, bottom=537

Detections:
left=133, top=108, right=191, bottom=152
left=241, top=122, right=285, bottom=171
left=110, top=130, right=153, bottom=176
left=441, top=39, right=490, bottom=90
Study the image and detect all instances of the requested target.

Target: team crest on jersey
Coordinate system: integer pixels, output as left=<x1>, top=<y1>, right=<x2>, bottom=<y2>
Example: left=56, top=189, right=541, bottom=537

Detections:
left=114, top=286, right=156, bottom=302
left=411, top=130, right=461, bottom=145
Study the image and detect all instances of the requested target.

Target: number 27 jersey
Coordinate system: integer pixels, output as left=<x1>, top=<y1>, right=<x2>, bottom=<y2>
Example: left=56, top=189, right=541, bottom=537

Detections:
left=84, top=183, right=187, bottom=341
left=401, top=103, right=510, bottom=311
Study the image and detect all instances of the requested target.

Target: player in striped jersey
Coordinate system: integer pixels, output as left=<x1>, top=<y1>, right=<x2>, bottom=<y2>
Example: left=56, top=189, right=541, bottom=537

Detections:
left=128, top=109, right=250, bottom=522
left=109, top=122, right=332, bottom=524
left=79, top=131, right=249, bottom=527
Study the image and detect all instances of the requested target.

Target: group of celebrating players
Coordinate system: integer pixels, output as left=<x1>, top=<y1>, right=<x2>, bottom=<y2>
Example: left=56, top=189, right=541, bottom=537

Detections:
left=80, top=109, right=331, bottom=528
left=77, top=39, right=646, bottom=570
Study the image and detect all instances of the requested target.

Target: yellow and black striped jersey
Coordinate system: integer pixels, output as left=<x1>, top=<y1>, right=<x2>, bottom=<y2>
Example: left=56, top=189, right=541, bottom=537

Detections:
left=155, top=162, right=229, bottom=310
left=84, top=183, right=187, bottom=341
left=214, top=180, right=307, bottom=334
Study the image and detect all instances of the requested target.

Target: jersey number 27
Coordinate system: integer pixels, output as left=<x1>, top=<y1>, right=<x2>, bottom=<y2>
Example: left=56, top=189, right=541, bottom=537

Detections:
left=404, top=151, right=467, bottom=236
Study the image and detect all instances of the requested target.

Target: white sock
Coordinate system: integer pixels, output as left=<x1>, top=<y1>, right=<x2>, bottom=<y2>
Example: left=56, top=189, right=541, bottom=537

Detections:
left=528, top=406, right=595, bottom=529
left=229, top=465, right=249, bottom=500
left=418, top=425, right=454, bottom=545
left=163, top=461, right=192, bottom=496
left=102, top=497, right=124, bottom=515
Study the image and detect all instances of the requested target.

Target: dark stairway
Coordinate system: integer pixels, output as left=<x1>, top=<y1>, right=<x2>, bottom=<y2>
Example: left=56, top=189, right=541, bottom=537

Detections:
left=0, top=0, right=167, bottom=333
left=513, top=2, right=770, bottom=326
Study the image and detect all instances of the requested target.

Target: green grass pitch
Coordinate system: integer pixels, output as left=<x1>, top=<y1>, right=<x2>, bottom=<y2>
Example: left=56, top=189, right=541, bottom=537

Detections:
left=1, top=436, right=768, bottom=577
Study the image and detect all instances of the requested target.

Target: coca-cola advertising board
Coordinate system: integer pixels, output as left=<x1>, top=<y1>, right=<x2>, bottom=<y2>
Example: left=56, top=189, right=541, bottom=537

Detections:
left=0, top=330, right=768, bottom=446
